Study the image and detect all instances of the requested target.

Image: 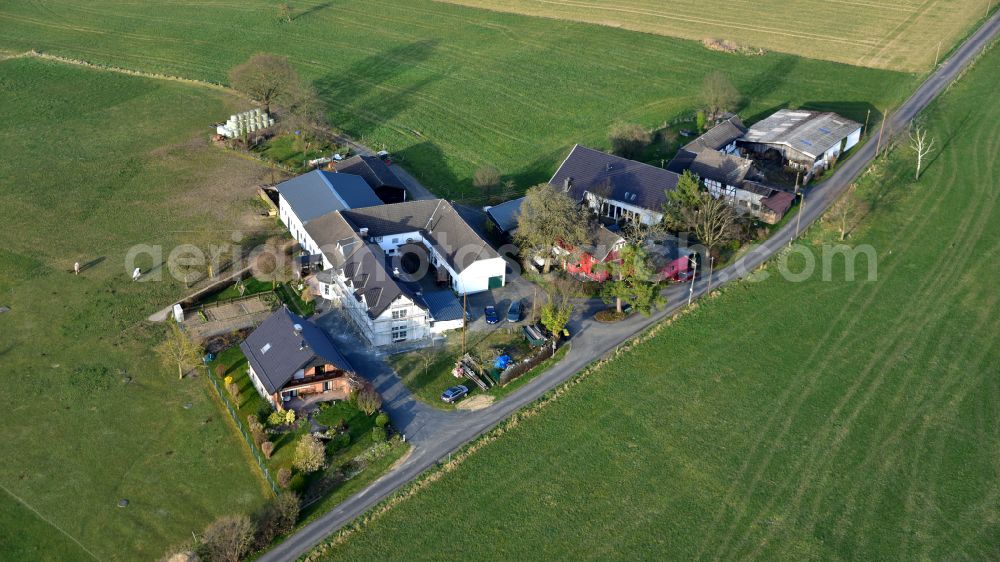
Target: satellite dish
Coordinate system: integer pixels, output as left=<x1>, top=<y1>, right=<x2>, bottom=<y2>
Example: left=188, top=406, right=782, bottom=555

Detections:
left=293, top=323, right=304, bottom=333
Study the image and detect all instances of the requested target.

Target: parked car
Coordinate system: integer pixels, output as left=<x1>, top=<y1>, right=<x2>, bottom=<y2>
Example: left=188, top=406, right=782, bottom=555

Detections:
left=441, top=385, right=469, bottom=403
left=484, top=305, right=499, bottom=324
left=506, top=300, right=522, bottom=322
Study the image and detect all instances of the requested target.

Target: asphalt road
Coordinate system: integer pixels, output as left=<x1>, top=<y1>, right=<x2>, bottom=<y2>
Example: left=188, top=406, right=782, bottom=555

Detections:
left=261, top=12, right=1000, bottom=561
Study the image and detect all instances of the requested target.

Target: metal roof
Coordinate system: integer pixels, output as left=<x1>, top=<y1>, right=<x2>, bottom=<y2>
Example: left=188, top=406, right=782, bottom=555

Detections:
left=277, top=170, right=383, bottom=224
left=239, top=307, right=352, bottom=394
left=486, top=197, right=524, bottom=233
left=681, top=116, right=747, bottom=153
left=740, top=110, right=862, bottom=159
left=549, top=145, right=679, bottom=213
left=422, top=290, right=464, bottom=322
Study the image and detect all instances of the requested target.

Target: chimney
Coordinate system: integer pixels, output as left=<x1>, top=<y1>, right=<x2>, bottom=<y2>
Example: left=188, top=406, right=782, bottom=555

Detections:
left=359, top=227, right=369, bottom=238
left=606, top=162, right=613, bottom=172
left=299, top=340, right=308, bottom=351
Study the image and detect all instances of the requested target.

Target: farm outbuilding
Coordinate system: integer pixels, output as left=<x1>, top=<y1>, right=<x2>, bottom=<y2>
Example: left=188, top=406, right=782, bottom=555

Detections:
left=737, top=109, right=862, bottom=174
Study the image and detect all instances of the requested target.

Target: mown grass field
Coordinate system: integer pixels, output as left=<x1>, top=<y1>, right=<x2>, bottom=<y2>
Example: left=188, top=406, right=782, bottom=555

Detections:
left=311, top=45, right=1000, bottom=561
left=441, top=0, right=990, bottom=72
left=0, top=0, right=917, bottom=197
left=0, top=58, right=278, bottom=560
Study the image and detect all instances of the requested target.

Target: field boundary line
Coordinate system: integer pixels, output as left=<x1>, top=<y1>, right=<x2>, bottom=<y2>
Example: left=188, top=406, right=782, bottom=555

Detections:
left=9, top=50, right=245, bottom=98
left=0, top=482, right=101, bottom=561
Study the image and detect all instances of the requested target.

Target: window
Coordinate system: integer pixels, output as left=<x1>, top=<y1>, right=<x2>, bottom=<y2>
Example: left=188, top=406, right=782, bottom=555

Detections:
left=323, top=284, right=331, bottom=296
left=391, top=325, right=407, bottom=342
left=392, top=238, right=399, bottom=244
left=392, top=309, right=408, bottom=319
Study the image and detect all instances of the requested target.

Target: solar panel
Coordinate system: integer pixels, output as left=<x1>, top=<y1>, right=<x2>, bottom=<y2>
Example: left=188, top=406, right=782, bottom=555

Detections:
left=819, top=127, right=831, bottom=134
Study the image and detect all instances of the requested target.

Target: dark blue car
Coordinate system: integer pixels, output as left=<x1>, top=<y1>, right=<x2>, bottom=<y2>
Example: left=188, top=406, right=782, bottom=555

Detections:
left=484, top=305, right=499, bottom=324
left=441, top=385, right=469, bottom=403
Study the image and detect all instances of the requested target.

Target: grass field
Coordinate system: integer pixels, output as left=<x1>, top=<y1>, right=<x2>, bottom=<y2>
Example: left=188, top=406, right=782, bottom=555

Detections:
left=0, top=0, right=917, bottom=197
left=440, top=0, right=990, bottom=72
left=0, top=58, right=279, bottom=560
left=310, top=45, right=1000, bottom=561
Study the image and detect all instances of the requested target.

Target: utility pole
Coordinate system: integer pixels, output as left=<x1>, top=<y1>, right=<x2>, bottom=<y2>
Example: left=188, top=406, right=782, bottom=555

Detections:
left=795, top=192, right=805, bottom=239
left=687, top=257, right=698, bottom=307
left=876, top=110, right=889, bottom=157
left=462, top=292, right=467, bottom=357
left=864, top=108, right=871, bottom=136
left=934, top=40, right=942, bottom=67
left=790, top=173, right=801, bottom=247
left=706, top=255, right=715, bottom=295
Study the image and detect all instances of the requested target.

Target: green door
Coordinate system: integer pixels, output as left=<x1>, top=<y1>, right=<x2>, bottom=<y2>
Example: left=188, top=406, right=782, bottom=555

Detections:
left=488, top=275, right=503, bottom=289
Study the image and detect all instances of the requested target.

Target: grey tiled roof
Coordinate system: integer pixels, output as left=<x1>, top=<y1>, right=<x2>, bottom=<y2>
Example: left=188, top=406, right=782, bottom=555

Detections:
left=277, top=170, right=383, bottom=223
left=239, top=307, right=352, bottom=395
left=336, top=155, right=406, bottom=190
left=740, top=110, right=862, bottom=159
left=690, top=151, right=753, bottom=186
left=682, top=116, right=747, bottom=153
left=549, top=145, right=679, bottom=214
left=486, top=197, right=524, bottom=234
left=342, top=200, right=500, bottom=273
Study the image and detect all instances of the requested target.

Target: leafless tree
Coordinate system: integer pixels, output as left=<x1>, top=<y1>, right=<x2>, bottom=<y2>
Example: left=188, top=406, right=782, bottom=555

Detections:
left=277, top=3, right=293, bottom=22
left=825, top=183, right=868, bottom=240
left=229, top=53, right=301, bottom=113
left=515, top=183, right=592, bottom=273
left=201, top=515, right=255, bottom=562
left=608, top=122, right=651, bottom=159
left=473, top=165, right=501, bottom=204
left=156, top=321, right=202, bottom=380
left=355, top=384, right=382, bottom=416
left=908, top=126, right=936, bottom=180
left=701, top=71, right=740, bottom=120
left=293, top=434, right=326, bottom=473
left=684, top=195, right=739, bottom=254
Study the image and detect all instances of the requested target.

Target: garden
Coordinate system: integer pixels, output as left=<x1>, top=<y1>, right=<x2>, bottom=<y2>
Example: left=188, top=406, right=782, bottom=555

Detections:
left=206, top=346, right=409, bottom=522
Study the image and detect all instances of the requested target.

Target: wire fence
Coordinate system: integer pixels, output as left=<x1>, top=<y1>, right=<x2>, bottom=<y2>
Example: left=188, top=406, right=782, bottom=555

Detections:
left=205, top=369, right=279, bottom=495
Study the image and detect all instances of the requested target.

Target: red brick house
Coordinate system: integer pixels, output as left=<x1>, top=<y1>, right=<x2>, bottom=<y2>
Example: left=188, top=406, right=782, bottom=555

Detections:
left=240, top=307, right=359, bottom=411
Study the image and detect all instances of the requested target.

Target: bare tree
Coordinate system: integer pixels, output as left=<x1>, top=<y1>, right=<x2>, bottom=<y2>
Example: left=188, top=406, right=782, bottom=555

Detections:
left=701, top=72, right=740, bottom=120
left=908, top=126, right=936, bottom=180
left=229, top=54, right=301, bottom=113
left=473, top=165, right=501, bottom=204
left=608, top=122, right=651, bottom=159
left=156, top=320, right=201, bottom=380
left=684, top=195, right=739, bottom=254
left=201, top=515, right=255, bottom=562
left=825, top=183, right=868, bottom=241
left=588, top=179, right=614, bottom=220
left=293, top=434, right=326, bottom=473
left=355, top=384, right=382, bottom=416
left=277, top=3, right=293, bottom=22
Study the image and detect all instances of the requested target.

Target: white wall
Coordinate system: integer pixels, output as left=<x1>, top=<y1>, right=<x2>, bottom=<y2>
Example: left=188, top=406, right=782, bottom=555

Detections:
left=844, top=127, right=862, bottom=152
left=454, top=256, right=506, bottom=294
left=247, top=365, right=276, bottom=407
left=706, top=179, right=767, bottom=218
left=278, top=194, right=310, bottom=248
left=374, top=231, right=423, bottom=254
left=583, top=192, right=662, bottom=225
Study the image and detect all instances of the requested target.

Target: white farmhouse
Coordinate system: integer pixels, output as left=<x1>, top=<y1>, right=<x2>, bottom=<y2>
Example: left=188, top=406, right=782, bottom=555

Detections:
left=276, top=169, right=383, bottom=247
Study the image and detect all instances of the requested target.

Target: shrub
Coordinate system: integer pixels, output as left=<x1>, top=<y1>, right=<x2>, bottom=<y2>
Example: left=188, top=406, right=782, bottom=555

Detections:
left=374, top=412, right=390, bottom=428
left=276, top=467, right=292, bottom=489
left=201, top=515, right=255, bottom=562
left=293, top=434, right=325, bottom=473
left=226, top=382, right=239, bottom=401
left=326, top=431, right=351, bottom=454
left=371, top=426, right=387, bottom=443
left=267, top=411, right=285, bottom=426
left=284, top=409, right=296, bottom=424
left=253, top=492, right=299, bottom=549
left=223, top=374, right=233, bottom=386
left=261, top=441, right=274, bottom=459
left=696, top=110, right=706, bottom=132
left=247, top=415, right=266, bottom=447
left=216, top=365, right=228, bottom=378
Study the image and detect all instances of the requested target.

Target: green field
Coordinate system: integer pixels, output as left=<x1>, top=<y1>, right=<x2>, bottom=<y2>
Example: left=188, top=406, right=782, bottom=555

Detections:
left=441, top=0, right=990, bottom=72
left=0, top=58, right=278, bottom=560
left=0, top=0, right=916, bottom=197
left=311, top=46, right=1000, bottom=561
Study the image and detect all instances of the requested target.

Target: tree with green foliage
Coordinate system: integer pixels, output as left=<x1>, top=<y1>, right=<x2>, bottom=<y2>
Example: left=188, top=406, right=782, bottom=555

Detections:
left=293, top=434, right=325, bottom=473
left=696, top=110, right=707, bottom=132
left=229, top=53, right=301, bottom=114
left=515, top=183, right=592, bottom=273
left=599, top=244, right=665, bottom=315
left=662, top=170, right=703, bottom=231
left=375, top=412, right=390, bottom=428
left=608, top=122, right=651, bottom=159
left=156, top=320, right=201, bottom=380
left=371, top=426, right=387, bottom=443
left=540, top=294, right=573, bottom=344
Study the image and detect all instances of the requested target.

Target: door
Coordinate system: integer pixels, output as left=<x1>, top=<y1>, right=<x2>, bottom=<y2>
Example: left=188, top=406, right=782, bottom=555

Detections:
left=488, top=275, right=503, bottom=289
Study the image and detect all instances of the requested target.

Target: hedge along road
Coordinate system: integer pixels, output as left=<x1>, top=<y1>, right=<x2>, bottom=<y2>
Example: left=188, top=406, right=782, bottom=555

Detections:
left=261, top=11, right=1000, bottom=561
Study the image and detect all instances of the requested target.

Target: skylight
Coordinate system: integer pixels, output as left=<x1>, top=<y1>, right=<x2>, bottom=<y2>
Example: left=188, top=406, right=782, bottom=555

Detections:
left=260, top=343, right=272, bottom=354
